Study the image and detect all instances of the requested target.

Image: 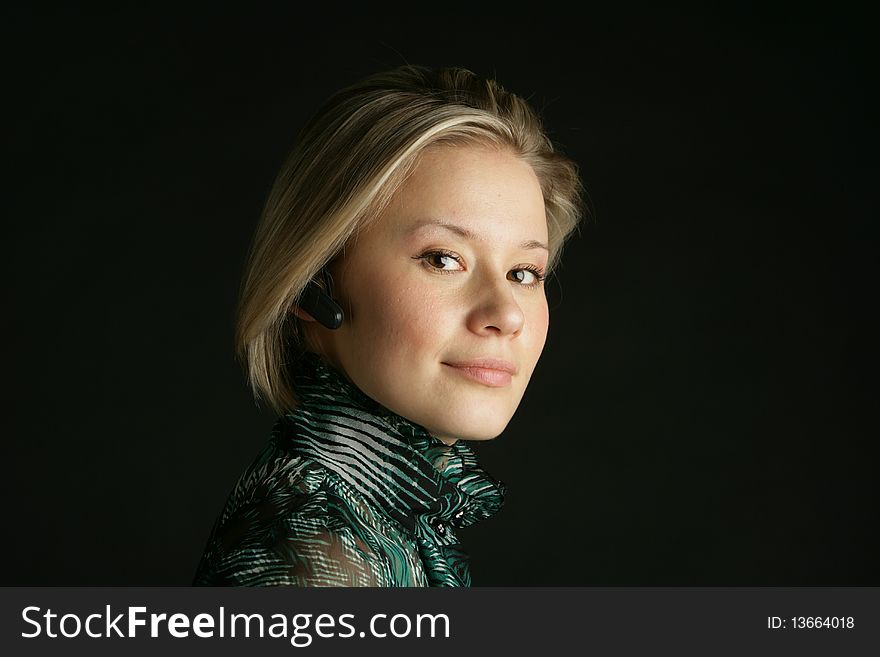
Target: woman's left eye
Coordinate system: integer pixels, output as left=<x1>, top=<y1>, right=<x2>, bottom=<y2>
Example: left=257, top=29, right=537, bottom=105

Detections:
left=510, top=268, right=545, bottom=287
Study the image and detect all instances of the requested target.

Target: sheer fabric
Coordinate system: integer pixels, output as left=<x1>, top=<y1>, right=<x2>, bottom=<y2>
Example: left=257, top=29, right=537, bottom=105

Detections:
left=193, top=351, right=506, bottom=587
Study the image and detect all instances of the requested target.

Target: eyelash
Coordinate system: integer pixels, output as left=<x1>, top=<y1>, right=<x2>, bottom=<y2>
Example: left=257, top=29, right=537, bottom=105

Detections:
left=413, top=249, right=547, bottom=289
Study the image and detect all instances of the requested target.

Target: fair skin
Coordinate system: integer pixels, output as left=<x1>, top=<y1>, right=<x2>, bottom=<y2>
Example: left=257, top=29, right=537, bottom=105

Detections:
left=294, top=143, right=550, bottom=445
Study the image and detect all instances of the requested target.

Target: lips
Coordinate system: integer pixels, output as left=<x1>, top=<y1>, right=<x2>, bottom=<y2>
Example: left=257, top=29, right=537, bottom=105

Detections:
left=442, top=358, right=517, bottom=388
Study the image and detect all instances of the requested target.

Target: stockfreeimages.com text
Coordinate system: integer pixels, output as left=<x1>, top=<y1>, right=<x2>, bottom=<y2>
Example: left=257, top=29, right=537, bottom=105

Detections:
left=22, top=605, right=450, bottom=647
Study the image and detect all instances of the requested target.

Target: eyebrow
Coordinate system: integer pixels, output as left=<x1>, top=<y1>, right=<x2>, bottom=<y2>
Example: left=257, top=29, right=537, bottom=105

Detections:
left=409, top=219, right=549, bottom=252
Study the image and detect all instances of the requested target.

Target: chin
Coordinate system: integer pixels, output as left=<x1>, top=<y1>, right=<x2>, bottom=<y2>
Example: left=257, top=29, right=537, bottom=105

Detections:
left=432, top=417, right=510, bottom=442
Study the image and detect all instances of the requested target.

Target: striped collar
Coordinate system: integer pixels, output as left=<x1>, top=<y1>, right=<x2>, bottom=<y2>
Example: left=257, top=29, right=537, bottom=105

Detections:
left=281, top=351, right=506, bottom=540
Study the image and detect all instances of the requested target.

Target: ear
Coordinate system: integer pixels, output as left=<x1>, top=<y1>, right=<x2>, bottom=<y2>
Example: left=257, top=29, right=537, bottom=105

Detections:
left=292, top=306, right=317, bottom=322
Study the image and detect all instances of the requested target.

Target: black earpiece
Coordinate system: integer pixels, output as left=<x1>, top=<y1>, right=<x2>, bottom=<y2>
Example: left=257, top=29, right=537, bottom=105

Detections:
left=297, top=267, right=344, bottom=330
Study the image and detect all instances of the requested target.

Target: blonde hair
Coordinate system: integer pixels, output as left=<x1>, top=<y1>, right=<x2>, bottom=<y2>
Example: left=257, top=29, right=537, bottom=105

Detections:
left=236, top=64, right=587, bottom=415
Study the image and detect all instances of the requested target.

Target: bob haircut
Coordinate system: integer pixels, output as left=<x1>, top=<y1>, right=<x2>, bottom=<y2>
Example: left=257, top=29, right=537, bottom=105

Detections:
left=236, top=64, right=586, bottom=415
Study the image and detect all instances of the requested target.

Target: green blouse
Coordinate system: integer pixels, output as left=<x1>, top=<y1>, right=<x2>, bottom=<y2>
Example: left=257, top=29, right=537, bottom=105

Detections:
left=193, top=351, right=506, bottom=587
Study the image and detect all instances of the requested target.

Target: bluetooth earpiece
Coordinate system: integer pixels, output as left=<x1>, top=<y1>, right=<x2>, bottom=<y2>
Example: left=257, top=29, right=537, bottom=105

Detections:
left=297, top=266, right=344, bottom=330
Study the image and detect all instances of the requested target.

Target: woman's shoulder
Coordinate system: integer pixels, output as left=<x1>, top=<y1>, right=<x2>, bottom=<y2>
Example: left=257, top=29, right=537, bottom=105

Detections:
left=192, top=425, right=396, bottom=586
left=211, top=426, right=329, bottom=529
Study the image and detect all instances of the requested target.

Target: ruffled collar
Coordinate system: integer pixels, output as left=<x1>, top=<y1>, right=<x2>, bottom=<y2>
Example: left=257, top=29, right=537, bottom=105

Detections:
left=281, top=351, right=507, bottom=542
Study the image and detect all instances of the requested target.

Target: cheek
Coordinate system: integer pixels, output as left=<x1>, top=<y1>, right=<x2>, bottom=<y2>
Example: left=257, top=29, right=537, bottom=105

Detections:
left=351, top=275, right=450, bottom=355
left=528, top=297, right=551, bottom=353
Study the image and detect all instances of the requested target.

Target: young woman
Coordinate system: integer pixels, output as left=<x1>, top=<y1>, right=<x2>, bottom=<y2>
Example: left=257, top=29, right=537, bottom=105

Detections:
left=193, top=64, right=585, bottom=586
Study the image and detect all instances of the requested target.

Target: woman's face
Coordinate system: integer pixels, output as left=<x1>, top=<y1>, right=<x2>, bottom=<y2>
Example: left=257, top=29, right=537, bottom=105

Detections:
left=299, top=143, right=550, bottom=444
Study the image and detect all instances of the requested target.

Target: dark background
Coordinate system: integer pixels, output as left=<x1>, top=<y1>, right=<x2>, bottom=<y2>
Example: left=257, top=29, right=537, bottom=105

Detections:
left=4, top=6, right=876, bottom=585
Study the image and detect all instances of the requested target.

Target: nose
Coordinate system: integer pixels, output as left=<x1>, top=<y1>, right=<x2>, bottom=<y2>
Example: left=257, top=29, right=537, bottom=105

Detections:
left=465, top=272, right=526, bottom=337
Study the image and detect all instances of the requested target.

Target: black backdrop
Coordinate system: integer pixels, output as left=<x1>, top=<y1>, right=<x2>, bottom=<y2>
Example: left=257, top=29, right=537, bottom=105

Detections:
left=4, top=6, right=876, bottom=585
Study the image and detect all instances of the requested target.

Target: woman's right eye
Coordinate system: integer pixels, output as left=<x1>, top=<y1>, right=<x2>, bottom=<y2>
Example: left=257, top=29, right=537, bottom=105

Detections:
left=413, top=250, right=464, bottom=273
